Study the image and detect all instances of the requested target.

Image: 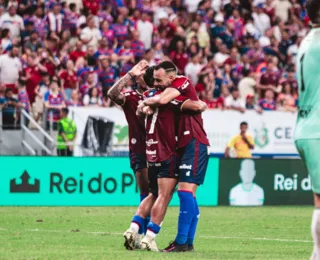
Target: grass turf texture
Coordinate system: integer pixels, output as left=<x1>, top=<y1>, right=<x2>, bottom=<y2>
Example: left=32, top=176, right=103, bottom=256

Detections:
left=0, top=206, right=313, bottom=260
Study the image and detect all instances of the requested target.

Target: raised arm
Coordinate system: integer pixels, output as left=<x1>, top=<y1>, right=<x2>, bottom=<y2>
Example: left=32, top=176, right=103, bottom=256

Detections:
left=108, top=60, right=149, bottom=106
left=107, top=73, right=131, bottom=106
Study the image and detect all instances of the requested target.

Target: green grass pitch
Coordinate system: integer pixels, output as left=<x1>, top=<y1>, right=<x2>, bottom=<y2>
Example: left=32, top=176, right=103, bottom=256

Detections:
left=0, top=206, right=313, bottom=260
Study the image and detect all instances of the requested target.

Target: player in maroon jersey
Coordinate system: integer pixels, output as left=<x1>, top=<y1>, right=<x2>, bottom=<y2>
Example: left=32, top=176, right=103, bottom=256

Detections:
left=108, top=60, right=151, bottom=235
left=123, top=88, right=207, bottom=251
left=138, top=61, right=210, bottom=252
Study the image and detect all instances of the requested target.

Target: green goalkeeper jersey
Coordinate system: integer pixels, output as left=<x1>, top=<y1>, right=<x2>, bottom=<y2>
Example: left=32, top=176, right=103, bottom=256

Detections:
left=294, top=28, right=320, bottom=141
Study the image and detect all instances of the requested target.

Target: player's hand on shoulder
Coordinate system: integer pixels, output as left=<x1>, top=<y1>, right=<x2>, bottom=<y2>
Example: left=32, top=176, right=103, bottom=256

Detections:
left=129, top=60, right=149, bottom=77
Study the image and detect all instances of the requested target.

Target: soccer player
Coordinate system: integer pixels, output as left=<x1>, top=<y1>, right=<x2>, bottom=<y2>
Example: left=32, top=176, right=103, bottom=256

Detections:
left=294, top=1, right=320, bottom=259
left=138, top=61, right=210, bottom=252
left=107, top=60, right=151, bottom=235
left=123, top=88, right=207, bottom=251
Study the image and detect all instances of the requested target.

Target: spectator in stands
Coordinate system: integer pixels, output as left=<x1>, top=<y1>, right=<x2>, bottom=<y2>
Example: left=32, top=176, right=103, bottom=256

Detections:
left=246, top=95, right=263, bottom=114
left=252, top=4, right=271, bottom=36
left=23, top=54, right=47, bottom=104
left=259, top=89, right=276, bottom=111
left=47, top=3, right=63, bottom=34
left=225, top=88, right=245, bottom=113
left=81, top=15, right=102, bottom=51
left=277, top=83, right=298, bottom=108
left=1, top=29, right=11, bottom=52
left=136, top=11, right=154, bottom=49
left=33, top=73, right=51, bottom=123
left=98, top=56, right=118, bottom=93
left=44, top=78, right=66, bottom=130
left=0, top=45, right=21, bottom=94
left=0, top=5, right=24, bottom=39
left=83, top=87, right=102, bottom=107
left=67, top=90, right=83, bottom=107
left=185, top=52, right=202, bottom=85
left=258, top=61, right=281, bottom=95
left=238, top=69, right=257, bottom=100
left=2, top=88, right=18, bottom=129
left=225, top=121, right=255, bottom=158
left=70, top=41, right=86, bottom=63
left=24, top=31, right=43, bottom=53
left=59, top=60, right=78, bottom=101
left=214, top=44, right=230, bottom=67
left=170, top=40, right=189, bottom=75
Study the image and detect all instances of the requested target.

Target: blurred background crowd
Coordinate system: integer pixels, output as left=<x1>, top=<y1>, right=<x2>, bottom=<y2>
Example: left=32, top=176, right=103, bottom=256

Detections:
left=0, top=0, right=307, bottom=127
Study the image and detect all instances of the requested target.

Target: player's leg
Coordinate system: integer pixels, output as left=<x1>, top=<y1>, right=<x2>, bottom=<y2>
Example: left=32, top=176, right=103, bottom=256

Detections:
left=296, top=139, right=320, bottom=260
left=130, top=153, right=150, bottom=233
left=140, top=157, right=178, bottom=251
left=163, top=139, right=209, bottom=252
left=123, top=165, right=156, bottom=250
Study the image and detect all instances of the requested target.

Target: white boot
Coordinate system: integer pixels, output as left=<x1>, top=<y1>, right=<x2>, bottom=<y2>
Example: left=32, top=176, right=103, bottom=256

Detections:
left=123, top=227, right=138, bottom=250
left=140, top=235, right=159, bottom=252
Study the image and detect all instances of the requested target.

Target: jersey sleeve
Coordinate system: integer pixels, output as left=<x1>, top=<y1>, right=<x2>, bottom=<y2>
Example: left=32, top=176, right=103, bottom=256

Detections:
left=227, top=136, right=237, bottom=148
left=171, top=78, right=192, bottom=96
left=169, top=95, right=188, bottom=111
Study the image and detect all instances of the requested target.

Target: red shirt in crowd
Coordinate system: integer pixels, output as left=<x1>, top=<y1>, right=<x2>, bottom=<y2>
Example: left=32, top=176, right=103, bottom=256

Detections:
left=24, top=66, right=42, bottom=103
left=59, top=70, right=78, bottom=89
left=70, top=50, right=86, bottom=63
left=205, top=97, right=224, bottom=109
left=169, top=51, right=189, bottom=74
left=260, top=72, right=280, bottom=86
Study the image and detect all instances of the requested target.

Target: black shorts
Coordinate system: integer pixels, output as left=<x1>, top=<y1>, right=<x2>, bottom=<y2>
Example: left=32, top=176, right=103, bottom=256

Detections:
left=129, top=151, right=147, bottom=174
left=178, top=138, right=209, bottom=185
left=148, top=156, right=179, bottom=197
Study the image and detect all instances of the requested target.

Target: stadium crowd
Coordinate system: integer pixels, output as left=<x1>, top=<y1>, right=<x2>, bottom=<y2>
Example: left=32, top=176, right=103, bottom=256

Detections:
left=0, top=0, right=307, bottom=126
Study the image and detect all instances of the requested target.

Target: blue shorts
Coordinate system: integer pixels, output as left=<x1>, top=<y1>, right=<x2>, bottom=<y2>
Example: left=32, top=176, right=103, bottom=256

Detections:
left=178, top=138, right=209, bottom=185
left=148, top=156, right=179, bottom=196
left=129, top=152, right=147, bottom=174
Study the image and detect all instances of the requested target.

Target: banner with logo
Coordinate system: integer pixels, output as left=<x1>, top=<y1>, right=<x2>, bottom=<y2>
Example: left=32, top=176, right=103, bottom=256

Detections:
left=202, top=110, right=298, bottom=156
left=69, top=108, right=298, bottom=157
left=218, top=159, right=312, bottom=206
left=0, top=157, right=219, bottom=206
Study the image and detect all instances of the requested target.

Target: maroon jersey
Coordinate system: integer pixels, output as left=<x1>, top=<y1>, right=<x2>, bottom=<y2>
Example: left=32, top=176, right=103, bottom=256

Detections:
left=170, top=76, right=210, bottom=148
left=144, top=89, right=186, bottom=162
left=122, top=90, right=146, bottom=155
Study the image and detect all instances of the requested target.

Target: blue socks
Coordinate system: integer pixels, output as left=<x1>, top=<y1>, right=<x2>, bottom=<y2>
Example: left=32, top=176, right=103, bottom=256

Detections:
left=140, top=193, right=150, bottom=235
left=147, top=221, right=161, bottom=234
left=175, top=190, right=195, bottom=245
left=132, top=215, right=145, bottom=235
left=140, top=193, right=148, bottom=202
left=187, top=197, right=200, bottom=246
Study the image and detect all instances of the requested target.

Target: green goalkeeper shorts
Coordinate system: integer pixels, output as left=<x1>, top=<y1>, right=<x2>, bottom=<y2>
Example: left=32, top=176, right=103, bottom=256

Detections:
left=295, top=139, right=320, bottom=194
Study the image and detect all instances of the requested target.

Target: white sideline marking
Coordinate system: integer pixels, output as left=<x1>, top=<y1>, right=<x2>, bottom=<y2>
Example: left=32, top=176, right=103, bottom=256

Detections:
left=0, top=227, right=312, bottom=243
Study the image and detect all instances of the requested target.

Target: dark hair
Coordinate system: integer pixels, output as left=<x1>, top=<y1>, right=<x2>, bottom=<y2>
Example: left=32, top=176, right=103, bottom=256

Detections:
left=143, top=66, right=155, bottom=87
left=61, top=107, right=69, bottom=115
left=240, top=121, right=248, bottom=127
left=69, top=3, right=76, bottom=9
left=1, top=28, right=9, bottom=38
left=306, top=0, right=320, bottom=24
left=5, top=88, right=13, bottom=95
left=154, top=61, right=177, bottom=73
left=25, top=21, right=34, bottom=27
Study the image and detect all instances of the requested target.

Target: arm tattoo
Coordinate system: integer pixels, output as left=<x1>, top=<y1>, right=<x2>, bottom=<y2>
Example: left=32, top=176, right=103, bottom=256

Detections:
left=107, top=73, right=131, bottom=106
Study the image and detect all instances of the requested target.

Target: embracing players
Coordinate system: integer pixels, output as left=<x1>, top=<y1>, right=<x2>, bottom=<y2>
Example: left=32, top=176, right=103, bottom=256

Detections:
left=138, top=61, right=210, bottom=252
left=122, top=61, right=207, bottom=252
left=294, top=1, right=320, bottom=259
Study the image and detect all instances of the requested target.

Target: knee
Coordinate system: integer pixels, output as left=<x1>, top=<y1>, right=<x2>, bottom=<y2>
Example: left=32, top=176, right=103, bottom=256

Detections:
left=157, top=192, right=172, bottom=203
